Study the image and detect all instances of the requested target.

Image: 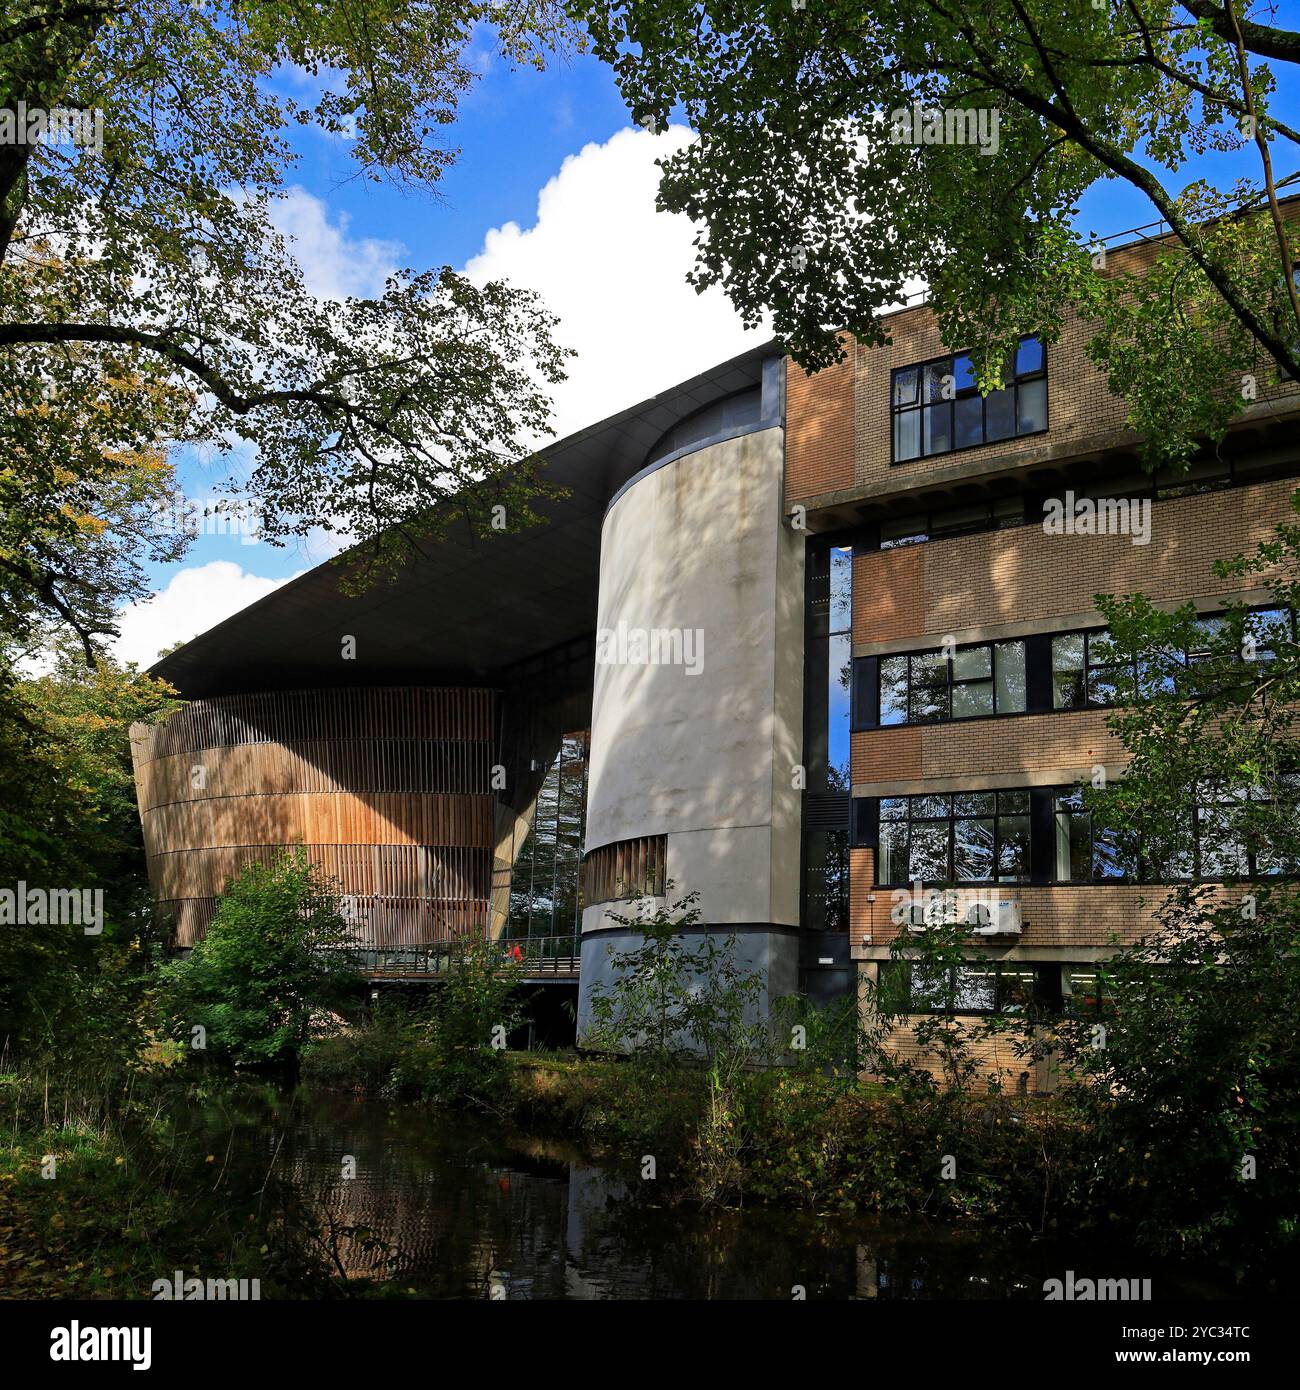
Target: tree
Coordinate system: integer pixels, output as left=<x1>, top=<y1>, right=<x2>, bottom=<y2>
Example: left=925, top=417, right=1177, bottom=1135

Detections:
left=1028, top=500, right=1300, bottom=1259
left=161, top=849, right=361, bottom=1069
left=583, top=889, right=769, bottom=1068
left=0, top=327, right=191, bottom=661
left=577, top=1, right=1300, bottom=464
left=0, top=1, right=579, bottom=653
left=401, top=937, right=525, bottom=1107
left=0, top=643, right=177, bottom=1062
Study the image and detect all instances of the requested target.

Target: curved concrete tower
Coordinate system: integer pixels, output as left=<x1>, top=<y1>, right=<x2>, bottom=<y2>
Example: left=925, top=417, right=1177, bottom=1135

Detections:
left=578, top=421, right=805, bottom=1039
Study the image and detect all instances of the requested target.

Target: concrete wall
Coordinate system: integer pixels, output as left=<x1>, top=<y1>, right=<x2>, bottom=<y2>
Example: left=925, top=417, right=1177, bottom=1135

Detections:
left=577, top=425, right=804, bottom=1040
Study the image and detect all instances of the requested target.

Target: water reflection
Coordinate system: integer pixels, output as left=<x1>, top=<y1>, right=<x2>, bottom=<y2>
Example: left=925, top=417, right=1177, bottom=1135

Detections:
left=178, top=1087, right=1236, bottom=1300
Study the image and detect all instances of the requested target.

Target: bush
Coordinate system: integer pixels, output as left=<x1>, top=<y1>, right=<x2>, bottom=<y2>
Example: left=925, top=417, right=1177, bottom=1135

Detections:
left=395, top=938, right=524, bottom=1108
left=300, top=994, right=417, bottom=1094
left=160, top=850, right=361, bottom=1070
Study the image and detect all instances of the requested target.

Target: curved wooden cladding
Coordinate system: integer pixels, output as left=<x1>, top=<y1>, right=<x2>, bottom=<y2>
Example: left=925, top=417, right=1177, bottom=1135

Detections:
left=130, top=687, right=497, bottom=951
left=141, top=792, right=491, bottom=854
left=135, top=740, right=491, bottom=814
left=583, top=834, right=667, bottom=906
left=135, top=687, right=493, bottom=759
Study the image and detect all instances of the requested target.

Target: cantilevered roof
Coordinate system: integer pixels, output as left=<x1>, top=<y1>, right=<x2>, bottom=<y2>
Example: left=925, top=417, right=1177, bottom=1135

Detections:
left=150, top=343, right=778, bottom=698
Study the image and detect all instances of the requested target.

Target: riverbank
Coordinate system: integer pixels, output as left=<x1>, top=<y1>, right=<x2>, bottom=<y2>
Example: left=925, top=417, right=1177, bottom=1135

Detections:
left=1, top=1079, right=1256, bottom=1300
left=0, top=1073, right=371, bottom=1299
left=499, top=1054, right=1086, bottom=1223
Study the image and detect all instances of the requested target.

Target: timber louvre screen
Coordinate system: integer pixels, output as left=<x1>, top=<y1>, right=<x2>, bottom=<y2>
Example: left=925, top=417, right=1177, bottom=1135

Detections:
left=583, top=835, right=668, bottom=905
left=129, top=687, right=497, bottom=955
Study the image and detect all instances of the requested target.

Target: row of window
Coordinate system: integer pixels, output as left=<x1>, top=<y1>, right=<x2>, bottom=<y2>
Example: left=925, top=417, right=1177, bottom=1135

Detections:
left=868, top=607, right=1294, bottom=729
left=879, top=961, right=1103, bottom=1017
left=867, top=782, right=1297, bottom=885
left=873, top=454, right=1295, bottom=550
left=878, top=789, right=1032, bottom=883
left=1051, top=609, right=1291, bottom=709
left=891, top=336, right=1047, bottom=463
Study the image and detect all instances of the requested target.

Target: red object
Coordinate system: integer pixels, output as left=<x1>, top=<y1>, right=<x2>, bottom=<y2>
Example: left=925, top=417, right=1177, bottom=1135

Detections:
left=511, top=945, right=523, bottom=961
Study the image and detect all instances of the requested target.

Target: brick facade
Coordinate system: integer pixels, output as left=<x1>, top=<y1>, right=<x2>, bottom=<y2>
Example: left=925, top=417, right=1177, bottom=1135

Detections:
left=784, top=222, right=1300, bottom=1081
left=853, top=477, right=1296, bottom=648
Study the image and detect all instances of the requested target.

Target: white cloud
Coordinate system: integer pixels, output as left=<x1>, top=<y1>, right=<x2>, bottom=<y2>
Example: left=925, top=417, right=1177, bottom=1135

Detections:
left=113, top=562, right=303, bottom=669
left=463, top=125, right=770, bottom=443
left=271, top=186, right=405, bottom=301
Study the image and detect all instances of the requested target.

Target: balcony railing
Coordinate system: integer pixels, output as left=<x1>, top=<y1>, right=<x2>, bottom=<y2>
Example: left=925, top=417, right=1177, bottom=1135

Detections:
left=361, top=935, right=580, bottom=978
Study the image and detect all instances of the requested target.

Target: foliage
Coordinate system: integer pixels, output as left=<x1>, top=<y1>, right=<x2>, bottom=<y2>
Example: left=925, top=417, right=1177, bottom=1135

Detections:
left=394, top=938, right=526, bottom=1109
left=160, top=850, right=362, bottom=1070
left=0, top=644, right=176, bottom=1065
left=576, top=1, right=1300, bottom=466
left=0, top=338, right=191, bottom=659
left=0, top=1072, right=389, bottom=1299
left=0, top=1, right=581, bottom=651
left=582, top=889, right=779, bottom=1203
left=583, top=888, right=771, bottom=1070
left=876, top=911, right=1025, bottom=1096
left=1021, top=500, right=1300, bottom=1260
left=301, top=993, right=421, bottom=1096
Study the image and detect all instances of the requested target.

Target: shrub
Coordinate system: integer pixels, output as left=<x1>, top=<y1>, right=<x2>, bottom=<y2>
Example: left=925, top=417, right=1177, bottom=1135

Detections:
left=160, top=850, right=361, bottom=1070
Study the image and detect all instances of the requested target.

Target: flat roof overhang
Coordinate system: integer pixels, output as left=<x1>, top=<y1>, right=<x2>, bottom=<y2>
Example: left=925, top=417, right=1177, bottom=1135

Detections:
left=149, top=343, right=777, bottom=698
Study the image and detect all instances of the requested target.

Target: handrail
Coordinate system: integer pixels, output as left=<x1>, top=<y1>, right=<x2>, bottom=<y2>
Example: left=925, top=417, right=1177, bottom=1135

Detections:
left=362, top=935, right=581, bottom=977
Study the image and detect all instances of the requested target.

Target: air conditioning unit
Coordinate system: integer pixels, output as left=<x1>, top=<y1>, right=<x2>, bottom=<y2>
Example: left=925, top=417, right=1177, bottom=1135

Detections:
left=966, top=900, right=1023, bottom=936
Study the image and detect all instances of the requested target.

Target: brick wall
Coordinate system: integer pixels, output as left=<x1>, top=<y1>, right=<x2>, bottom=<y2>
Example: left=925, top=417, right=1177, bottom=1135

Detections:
left=852, top=711, right=1123, bottom=789
left=783, top=228, right=1300, bottom=512
left=850, top=869, right=1239, bottom=952
left=853, top=477, right=1295, bottom=647
left=785, top=346, right=855, bottom=502
left=852, top=301, right=1123, bottom=495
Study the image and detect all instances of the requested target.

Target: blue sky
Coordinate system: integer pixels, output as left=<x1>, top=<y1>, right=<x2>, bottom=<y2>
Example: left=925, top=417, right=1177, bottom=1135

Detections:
left=116, top=18, right=1300, bottom=666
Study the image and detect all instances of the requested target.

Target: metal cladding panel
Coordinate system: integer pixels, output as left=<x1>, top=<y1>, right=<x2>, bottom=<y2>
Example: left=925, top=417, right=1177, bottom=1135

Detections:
left=150, top=344, right=777, bottom=698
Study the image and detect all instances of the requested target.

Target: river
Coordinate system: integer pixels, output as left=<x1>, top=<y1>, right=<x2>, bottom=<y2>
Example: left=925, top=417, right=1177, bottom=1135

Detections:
left=170, top=1084, right=1242, bottom=1300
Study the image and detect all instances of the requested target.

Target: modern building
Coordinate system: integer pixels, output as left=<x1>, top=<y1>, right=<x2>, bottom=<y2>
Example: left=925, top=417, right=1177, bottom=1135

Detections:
left=131, top=217, right=1300, bottom=1062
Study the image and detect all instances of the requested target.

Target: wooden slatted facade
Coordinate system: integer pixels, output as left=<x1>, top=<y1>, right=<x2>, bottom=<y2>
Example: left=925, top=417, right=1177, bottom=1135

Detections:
left=130, top=688, right=497, bottom=956
left=582, top=834, right=667, bottom=906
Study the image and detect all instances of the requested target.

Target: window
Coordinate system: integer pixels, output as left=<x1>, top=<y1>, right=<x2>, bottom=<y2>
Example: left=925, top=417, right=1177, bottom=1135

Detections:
left=1053, top=788, right=1130, bottom=881
left=1063, top=969, right=1104, bottom=1017
left=881, top=961, right=1057, bottom=1014
left=1052, top=609, right=1296, bottom=710
left=806, top=540, right=854, bottom=792
left=507, top=732, right=590, bottom=938
left=880, top=640, right=1026, bottom=726
left=1053, top=779, right=1299, bottom=882
left=892, top=335, right=1047, bottom=463
left=1191, top=780, right=1299, bottom=879
left=877, top=791, right=1031, bottom=885
left=804, top=828, right=850, bottom=932
left=879, top=496, right=1024, bottom=549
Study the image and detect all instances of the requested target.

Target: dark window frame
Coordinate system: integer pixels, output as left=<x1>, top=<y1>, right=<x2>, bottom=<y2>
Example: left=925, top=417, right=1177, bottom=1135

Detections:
left=868, top=457, right=1300, bottom=552
left=891, top=335, right=1048, bottom=465
left=881, top=960, right=1060, bottom=1016
left=879, top=639, right=1027, bottom=727
left=1052, top=779, right=1299, bottom=883
left=877, top=790, right=1032, bottom=886
left=1051, top=607, right=1298, bottom=712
